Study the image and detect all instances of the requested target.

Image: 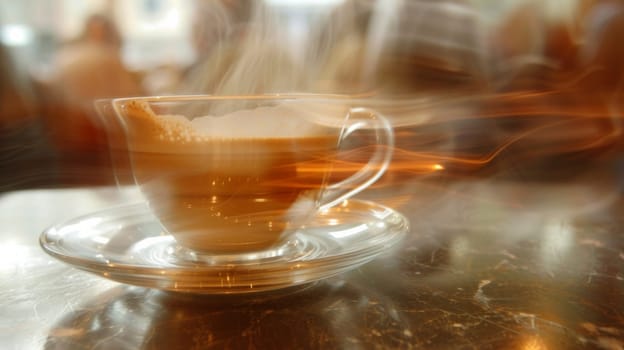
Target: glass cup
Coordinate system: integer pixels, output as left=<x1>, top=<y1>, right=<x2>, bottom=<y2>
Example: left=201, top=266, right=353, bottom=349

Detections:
left=97, top=95, right=394, bottom=256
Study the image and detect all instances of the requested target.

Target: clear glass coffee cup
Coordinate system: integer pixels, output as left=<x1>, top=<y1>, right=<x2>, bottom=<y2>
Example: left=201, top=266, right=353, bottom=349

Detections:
left=97, top=95, right=394, bottom=257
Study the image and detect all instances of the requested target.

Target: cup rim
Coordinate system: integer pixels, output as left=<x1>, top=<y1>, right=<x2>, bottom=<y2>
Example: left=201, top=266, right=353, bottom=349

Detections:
left=94, top=92, right=470, bottom=127
left=96, top=93, right=374, bottom=105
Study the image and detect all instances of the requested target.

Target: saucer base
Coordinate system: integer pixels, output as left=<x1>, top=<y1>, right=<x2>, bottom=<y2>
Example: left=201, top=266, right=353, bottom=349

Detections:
left=40, top=200, right=408, bottom=294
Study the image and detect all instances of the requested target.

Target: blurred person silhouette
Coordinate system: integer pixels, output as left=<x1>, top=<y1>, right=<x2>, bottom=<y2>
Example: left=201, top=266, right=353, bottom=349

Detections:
left=307, top=0, right=373, bottom=94
left=178, top=1, right=306, bottom=95
left=178, top=0, right=249, bottom=94
left=1, top=45, right=33, bottom=128
left=40, top=14, right=142, bottom=175
left=577, top=0, right=624, bottom=151
left=369, top=0, right=485, bottom=94
left=315, top=0, right=485, bottom=95
left=0, top=43, right=59, bottom=190
left=578, top=0, right=624, bottom=96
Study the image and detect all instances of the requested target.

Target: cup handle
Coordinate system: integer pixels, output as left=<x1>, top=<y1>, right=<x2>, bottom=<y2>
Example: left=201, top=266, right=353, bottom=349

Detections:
left=318, top=107, right=394, bottom=211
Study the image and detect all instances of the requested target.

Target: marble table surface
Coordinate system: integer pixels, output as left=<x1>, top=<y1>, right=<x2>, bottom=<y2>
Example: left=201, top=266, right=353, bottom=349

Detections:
left=1, top=161, right=622, bottom=350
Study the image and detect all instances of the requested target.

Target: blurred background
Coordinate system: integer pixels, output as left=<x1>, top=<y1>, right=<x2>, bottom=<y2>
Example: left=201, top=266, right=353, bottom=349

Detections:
left=1, top=0, right=623, bottom=191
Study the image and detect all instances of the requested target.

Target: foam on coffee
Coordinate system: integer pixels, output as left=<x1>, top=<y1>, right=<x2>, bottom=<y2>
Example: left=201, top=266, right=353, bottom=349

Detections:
left=121, top=100, right=337, bottom=151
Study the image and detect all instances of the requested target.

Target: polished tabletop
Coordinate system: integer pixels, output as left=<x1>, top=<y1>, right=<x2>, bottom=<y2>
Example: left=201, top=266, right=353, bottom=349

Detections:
left=1, top=154, right=623, bottom=349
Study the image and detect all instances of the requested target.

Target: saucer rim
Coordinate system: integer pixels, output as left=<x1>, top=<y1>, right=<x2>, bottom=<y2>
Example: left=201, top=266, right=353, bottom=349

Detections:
left=40, top=199, right=409, bottom=293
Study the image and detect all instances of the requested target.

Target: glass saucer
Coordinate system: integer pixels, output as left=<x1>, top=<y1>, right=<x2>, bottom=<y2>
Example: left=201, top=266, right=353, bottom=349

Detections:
left=40, top=200, right=408, bottom=294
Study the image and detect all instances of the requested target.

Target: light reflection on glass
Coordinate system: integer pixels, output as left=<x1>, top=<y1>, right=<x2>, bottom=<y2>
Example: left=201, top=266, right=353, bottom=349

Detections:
left=59, top=217, right=104, bottom=239
left=329, top=223, right=368, bottom=239
left=92, top=236, right=110, bottom=245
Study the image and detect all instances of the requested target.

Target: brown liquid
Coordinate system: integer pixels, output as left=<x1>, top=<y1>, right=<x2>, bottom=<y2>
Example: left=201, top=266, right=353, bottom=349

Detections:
left=122, top=101, right=337, bottom=253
